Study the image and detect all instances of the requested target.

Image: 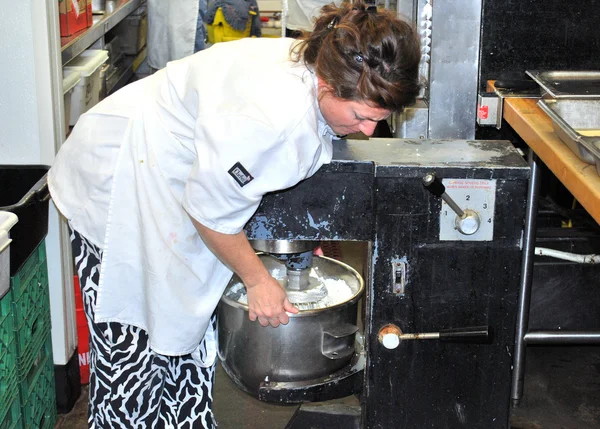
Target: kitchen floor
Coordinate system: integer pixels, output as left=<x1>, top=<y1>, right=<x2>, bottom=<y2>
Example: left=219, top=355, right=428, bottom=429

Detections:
left=54, top=243, right=600, bottom=429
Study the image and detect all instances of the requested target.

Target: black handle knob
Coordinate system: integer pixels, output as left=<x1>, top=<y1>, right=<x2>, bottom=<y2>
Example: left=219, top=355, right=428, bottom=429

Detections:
left=494, top=79, right=538, bottom=91
left=422, top=173, right=445, bottom=197
left=439, top=326, right=491, bottom=343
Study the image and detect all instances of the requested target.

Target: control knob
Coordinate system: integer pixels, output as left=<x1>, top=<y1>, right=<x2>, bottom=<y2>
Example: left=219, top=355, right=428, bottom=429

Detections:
left=422, top=173, right=481, bottom=235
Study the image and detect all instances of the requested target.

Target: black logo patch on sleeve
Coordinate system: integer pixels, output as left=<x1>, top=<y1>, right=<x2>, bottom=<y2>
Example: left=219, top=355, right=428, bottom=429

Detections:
left=228, top=162, right=254, bottom=187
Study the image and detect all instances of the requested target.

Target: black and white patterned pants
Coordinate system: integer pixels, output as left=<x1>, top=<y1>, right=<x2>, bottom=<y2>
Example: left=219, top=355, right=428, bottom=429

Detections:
left=70, top=229, right=218, bottom=429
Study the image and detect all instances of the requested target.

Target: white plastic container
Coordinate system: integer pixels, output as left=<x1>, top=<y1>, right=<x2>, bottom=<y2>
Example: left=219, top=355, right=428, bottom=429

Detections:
left=63, top=49, right=109, bottom=126
left=0, top=211, right=18, bottom=299
left=62, top=70, right=81, bottom=134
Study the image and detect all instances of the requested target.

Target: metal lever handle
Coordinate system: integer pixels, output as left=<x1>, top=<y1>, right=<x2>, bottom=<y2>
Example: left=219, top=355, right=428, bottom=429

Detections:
left=422, top=173, right=464, bottom=217
left=379, top=324, right=491, bottom=349
left=438, top=326, right=490, bottom=342
left=422, top=173, right=481, bottom=235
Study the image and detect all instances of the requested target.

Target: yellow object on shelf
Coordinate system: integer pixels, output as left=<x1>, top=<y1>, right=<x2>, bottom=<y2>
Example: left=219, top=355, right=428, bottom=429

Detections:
left=261, top=27, right=282, bottom=38
left=207, top=7, right=255, bottom=44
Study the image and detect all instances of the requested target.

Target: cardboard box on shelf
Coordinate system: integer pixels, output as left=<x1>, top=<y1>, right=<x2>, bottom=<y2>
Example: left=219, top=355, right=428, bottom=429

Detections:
left=59, top=0, right=93, bottom=37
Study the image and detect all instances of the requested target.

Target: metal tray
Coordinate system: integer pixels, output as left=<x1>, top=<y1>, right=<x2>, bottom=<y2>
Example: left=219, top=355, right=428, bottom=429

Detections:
left=537, top=99, right=600, bottom=175
left=526, top=70, right=600, bottom=98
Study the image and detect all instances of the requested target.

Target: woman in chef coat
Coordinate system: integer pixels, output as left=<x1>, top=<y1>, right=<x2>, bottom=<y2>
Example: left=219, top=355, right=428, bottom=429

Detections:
left=49, top=2, right=420, bottom=427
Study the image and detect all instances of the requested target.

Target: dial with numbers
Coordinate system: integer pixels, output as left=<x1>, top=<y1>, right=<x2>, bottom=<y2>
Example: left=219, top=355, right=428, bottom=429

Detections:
left=439, top=179, right=496, bottom=241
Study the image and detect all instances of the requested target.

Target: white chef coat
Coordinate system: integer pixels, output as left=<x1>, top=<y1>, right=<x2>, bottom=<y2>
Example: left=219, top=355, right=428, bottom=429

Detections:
left=49, top=37, right=334, bottom=359
left=147, top=0, right=199, bottom=70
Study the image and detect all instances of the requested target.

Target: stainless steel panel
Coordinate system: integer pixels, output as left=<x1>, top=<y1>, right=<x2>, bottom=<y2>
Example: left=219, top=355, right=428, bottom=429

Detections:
left=92, top=0, right=106, bottom=14
left=537, top=99, right=600, bottom=175
left=527, top=70, right=600, bottom=99
left=428, top=0, right=482, bottom=139
left=333, top=138, right=526, bottom=168
left=396, top=0, right=416, bottom=21
left=477, top=93, right=500, bottom=127
left=392, top=99, right=429, bottom=138
left=417, top=0, right=431, bottom=100
left=396, top=0, right=429, bottom=100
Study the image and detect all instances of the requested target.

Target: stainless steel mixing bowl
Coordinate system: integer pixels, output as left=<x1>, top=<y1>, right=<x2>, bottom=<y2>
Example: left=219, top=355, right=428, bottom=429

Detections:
left=218, top=254, right=364, bottom=396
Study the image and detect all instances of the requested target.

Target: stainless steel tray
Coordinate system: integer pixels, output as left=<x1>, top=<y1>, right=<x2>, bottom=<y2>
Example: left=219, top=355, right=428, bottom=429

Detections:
left=537, top=99, right=600, bottom=175
left=526, top=70, right=600, bottom=98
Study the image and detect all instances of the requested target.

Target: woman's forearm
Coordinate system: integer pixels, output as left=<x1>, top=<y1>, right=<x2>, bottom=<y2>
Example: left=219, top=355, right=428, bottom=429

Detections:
left=190, top=218, right=271, bottom=288
left=188, top=216, right=298, bottom=327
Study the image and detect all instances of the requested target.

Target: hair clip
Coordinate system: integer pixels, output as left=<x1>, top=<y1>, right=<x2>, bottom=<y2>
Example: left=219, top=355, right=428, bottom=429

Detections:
left=354, top=52, right=364, bottom=63
left=328, top=17, right=338, bottom=29
left=366, top=5, right=377, bottom=13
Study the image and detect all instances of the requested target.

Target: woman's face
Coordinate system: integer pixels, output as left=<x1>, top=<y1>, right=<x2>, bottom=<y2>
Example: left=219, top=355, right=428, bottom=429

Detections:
left=318, top=84, right=391, bottom=137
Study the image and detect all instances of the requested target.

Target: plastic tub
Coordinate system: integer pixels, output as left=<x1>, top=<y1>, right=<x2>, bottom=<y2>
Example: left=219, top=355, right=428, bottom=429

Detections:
left=0, top=166, right=50, bottom=275
left=63, top=50, right=109, bottom=126
left=62, top=70, right=81, bottom=135
left=0, top=212, right=18, bottom=299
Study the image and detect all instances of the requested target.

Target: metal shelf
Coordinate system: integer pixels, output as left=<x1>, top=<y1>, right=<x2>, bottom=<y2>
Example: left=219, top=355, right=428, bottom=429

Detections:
left=106, top=48, right=147, bottom=96
left=61, top=0, right=142, bottom=65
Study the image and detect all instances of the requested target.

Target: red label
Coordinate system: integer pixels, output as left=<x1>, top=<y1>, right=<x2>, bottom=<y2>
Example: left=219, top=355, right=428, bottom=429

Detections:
left=478, top=105, right=489, bottom=119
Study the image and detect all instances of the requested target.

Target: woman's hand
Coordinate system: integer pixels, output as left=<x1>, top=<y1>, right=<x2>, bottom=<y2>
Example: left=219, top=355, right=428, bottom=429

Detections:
left=246, top=276, right=299, bottom=327
left=188, top=217, right=299, bottom=329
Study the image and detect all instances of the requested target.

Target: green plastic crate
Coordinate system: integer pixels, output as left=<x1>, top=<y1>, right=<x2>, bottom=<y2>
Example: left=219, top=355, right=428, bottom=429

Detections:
left=0, top=311, right=18, bottom=419
left=41, top=407, right=55, bottom=429
left=0, top=302, right=15, bottom=366
left=18, top=334, right=52, bottom=400
left=12, top=260, right=49, bottom=334
left=15, top=307, right=51, bottom=381
left=20, top=353, right=56, bottom=429
left=0, top=339, right=18, bottom=417
left=9, top=244, right=46, bottom=302
left=0, top=289, right=11, bottom=320
left=0, top=391, right=21, bottom=429
left=7, top=419, right=21, bottom=429
left=9, top=241, right=52, bottom=380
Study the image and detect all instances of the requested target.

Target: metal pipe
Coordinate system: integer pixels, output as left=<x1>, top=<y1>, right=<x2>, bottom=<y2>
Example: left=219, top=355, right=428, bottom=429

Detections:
left=524, top=331, right=600, bottom=344
left=511, top=150, right=541, bottom=407
left=399, top=333, right=439, bottom=340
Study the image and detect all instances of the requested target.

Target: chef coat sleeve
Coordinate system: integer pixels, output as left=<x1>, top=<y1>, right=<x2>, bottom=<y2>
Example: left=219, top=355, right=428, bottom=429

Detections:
left=182, top=115, right=304, bottom=234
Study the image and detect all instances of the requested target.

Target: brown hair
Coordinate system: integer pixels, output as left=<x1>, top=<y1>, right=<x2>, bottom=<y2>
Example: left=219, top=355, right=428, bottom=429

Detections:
left=293, top=2, right=421, bottom=112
